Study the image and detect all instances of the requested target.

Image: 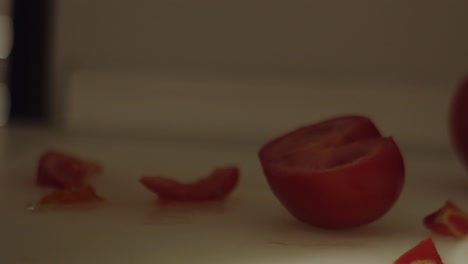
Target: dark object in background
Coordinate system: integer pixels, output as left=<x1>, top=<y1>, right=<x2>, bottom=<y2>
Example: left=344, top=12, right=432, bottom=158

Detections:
left=7, top=0, right=53, bottom=122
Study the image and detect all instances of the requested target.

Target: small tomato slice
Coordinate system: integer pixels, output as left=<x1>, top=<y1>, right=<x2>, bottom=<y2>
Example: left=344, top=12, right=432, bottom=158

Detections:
left=424, top=200, right=468, bottom=238
left=393, top=238, right=444, bottom=264
left=36, top=150, right=102, bottom=189
left=39, top=185, right=104, bottom=206
left=140, top=166, right=239, bottom=202
left=258, top=115, right=405, bottom=229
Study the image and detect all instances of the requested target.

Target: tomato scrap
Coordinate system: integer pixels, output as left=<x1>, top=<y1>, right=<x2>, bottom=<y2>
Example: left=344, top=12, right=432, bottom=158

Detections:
left=258, top=115, right=405, bottom=229
left=393, top=238, right=444, bottom=264
left=140, top=166, right=239, bottom=202
left=36, top=150, right=102, bottom=189
left=39, top=185, right=104, bottom=206
left=423, top=200, right=468, bottom=238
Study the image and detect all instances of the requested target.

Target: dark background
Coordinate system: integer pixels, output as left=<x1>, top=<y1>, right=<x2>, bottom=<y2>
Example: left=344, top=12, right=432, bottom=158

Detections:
left=7, top=0, right=53, bottom=122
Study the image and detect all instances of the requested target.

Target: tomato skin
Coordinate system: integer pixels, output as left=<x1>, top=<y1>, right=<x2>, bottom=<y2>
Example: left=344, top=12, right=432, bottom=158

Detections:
left=258, top=116, right=405, bottom=229
left=393, top=238, right=443, bottom=264
left=450, top=74, right=468, bottom=170
left=36, top=150, right=102, bottom=189
left=140, top=166, right=239, bottom=202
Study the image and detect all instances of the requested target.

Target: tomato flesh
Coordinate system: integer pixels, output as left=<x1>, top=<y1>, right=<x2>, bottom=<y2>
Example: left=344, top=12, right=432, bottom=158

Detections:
left=261, top=115, right=382, bottom=163
left=393, top=238, right=444, bottom=264
left=258, top=115, right=405, bottom=229
left=36, top=150, right=102, bottom=189
left=424, top=200, right=468, bottom=238
left=140, top=166, right=239, bottom=202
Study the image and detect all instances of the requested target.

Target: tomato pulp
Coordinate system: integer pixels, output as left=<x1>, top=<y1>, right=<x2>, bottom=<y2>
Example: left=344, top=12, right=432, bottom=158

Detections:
left=39, top=185, right=104, bottom=206
left=258, top=115, right=405, bottom=229
left=424, top=200, right=468, bottom=238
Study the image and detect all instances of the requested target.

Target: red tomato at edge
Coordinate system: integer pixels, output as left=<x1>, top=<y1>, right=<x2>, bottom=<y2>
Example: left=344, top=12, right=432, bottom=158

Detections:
left=450, top=74, right=468, bottom=170
left=258, top=115, right=405, bottom=229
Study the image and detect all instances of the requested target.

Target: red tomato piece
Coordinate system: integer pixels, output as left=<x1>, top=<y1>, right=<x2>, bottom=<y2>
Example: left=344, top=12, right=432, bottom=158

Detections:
left=39, top=185, right=104, bottom=205
left=258, top=115, right=405, bottom=229
left=423, top=200, right=468, bottom=238
left=393, top=238, right=444, bottom=264
left=450, top=74, right=468, bottom=170
left=260, top=115, right=382, bottom=163
left=140, top=166, right=239, bottom=202
left=36, top=150, right=102, bottom=189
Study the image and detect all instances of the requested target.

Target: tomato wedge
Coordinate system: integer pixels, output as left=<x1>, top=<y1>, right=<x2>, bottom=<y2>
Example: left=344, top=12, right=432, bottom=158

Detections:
left=140, top=166, right=239, bottom=202
left=258, top=115, right=405, bottom=229
left=424, top=200, right=468, bottom=238
left=393, top=238, right=444, bottom=264
left=39, top=185, right=104, bottom=206
left=36, top=150, right=102, bottom=189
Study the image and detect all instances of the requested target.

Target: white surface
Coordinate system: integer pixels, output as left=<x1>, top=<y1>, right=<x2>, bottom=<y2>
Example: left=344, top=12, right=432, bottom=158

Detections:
left=50, top=0, right=468, bottom=126
left=0, top=15, right=12, bottom=59
left=2, top=126, right=468, bottom=263
left=0, top=0, right=10, bottom=15
left=51, top=1, right=468, bottom=76
left=64, top=70, right=454, bottom=148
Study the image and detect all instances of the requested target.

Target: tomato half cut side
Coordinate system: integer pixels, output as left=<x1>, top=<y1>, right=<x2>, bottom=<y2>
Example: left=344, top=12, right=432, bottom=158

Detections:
left=36, top=150, right=102, bottom=189
left=260, top=115, right=382, bottom=163
left=258, top=115, right=405, bottom=229
left=140, top=166, right=240, bottom=202
left=424, top=200, right=468, bottom=238
left=393, top=238, right=444, bottom=264
left=39, top=185, right=104, bottom=206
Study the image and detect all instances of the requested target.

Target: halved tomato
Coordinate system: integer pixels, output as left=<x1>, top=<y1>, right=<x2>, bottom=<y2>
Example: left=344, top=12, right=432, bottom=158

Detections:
left=36, top=150, right=102, bottom=189
left=140, top=166, right=239, bottom=202
left=258, top=115, right=405, bottom=229
left=393, top=238, right=444, bottom=264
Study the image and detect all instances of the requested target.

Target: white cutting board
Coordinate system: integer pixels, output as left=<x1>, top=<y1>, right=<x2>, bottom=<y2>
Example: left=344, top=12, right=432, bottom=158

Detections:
left=1, top=128, right=468, bottom=263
